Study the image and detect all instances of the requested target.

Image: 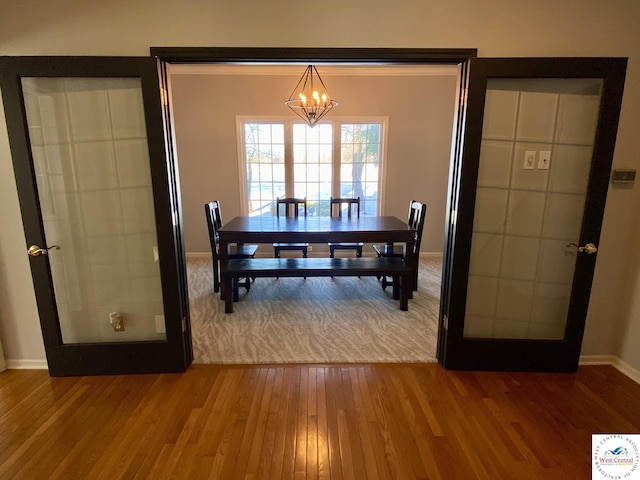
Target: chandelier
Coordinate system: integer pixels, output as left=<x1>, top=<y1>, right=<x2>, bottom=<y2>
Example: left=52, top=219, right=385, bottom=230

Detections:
left=285, top=65, right=338, bottom=127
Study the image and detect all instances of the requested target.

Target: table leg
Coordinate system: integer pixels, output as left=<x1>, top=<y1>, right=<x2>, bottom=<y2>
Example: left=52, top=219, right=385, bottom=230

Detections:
left=384, top=242, right=394, bottom=255
left=224, top=275, right=234, bottom=313
left=400, top=273, right=409, bottom=311
left=404, top=241, right=416, bottom=299
left=219, top=240, right=234, bottom=313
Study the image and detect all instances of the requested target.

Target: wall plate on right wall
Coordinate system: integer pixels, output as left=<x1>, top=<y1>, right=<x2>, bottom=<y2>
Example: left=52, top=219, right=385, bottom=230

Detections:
left=611, top=169, right=636, bottom=185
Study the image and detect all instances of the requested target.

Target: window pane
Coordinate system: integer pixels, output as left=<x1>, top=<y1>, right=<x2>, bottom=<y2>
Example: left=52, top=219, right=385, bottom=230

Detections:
left=271, top=125, right=285, bottom=143
left=257, top=124, right=272, bottom=143
left=293, top=164, right=305, bottom=181
left=318, top=125, right=333, bottom=143
left=244, top=123, right=285, bottom=216
left=272, top=144, right=284, bottom=163
left=319, top=166, right=332, bottom=183
left=306, top=144, right=319, bottom=163
left=292, top=124, right=332, bottom=217
left=305, top=125, right=319, bottom=143
left=259, top=163, right=273, bottom=182
left=319, top=144, right=332, bottom=163
left=294, top=182, right=308, bottom=198
left=293, top=123, right=306, bottom=143
left=293, top=144, right=305, bottom=162
left=273, top=163, right=285, bottom=182
left=306, top=183, right=319, bottom=199
left=341, top=123, right=382, bottom=215
left=340, top=164, right=353, bottom=184
left=307, top=164, right=320, bottom=182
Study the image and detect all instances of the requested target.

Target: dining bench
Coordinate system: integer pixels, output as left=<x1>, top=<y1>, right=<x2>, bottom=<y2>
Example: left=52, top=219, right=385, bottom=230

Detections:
left=221, top=256, right=412, bottom=313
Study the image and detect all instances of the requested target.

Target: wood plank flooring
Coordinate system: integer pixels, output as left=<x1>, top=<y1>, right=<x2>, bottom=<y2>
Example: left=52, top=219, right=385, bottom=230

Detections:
left=1, top=364, right=640, bottom=479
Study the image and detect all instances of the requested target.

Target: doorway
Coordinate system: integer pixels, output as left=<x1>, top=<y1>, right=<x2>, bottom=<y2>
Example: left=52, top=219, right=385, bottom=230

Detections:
left=158, top=51, right=471, bottom=363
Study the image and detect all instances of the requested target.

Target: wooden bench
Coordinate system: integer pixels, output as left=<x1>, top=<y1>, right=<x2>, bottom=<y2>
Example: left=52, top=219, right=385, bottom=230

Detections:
left=221, top=257, right=412, bottom=313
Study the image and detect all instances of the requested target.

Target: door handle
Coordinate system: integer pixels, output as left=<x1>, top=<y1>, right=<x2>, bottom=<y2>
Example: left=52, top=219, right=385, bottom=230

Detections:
left=27, top=244, right=60, bottom=257
left=566, top=242, right=598, bottom=254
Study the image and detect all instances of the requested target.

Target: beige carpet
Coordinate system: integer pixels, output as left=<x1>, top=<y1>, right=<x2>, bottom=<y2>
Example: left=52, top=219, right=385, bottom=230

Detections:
left=187, top=254, right=442, bottom=364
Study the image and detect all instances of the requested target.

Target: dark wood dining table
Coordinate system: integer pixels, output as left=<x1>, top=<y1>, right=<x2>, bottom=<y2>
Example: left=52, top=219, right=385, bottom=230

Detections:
left=217, top=215, right=416, bottom=308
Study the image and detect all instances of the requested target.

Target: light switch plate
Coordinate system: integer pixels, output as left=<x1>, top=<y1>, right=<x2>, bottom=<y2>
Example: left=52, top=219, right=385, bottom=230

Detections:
left=524, top=151, right=536, bottom=170
left=612, top=169, right=636, bottom=184
left=538, top=150, right=551, bottom=170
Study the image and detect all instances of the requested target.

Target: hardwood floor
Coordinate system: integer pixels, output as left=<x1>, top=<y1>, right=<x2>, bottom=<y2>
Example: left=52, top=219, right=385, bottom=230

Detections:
left=1, top=364, right=639, bottom=479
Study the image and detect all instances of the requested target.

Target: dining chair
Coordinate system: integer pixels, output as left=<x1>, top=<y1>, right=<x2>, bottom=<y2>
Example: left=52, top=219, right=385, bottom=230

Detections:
left=273, top=197, right=309, bottom=258
left=373, top=199, right=426, bottom=291
left=205, top=201, right=259, bottom=297
left=328, top=197, right=364, bottom=258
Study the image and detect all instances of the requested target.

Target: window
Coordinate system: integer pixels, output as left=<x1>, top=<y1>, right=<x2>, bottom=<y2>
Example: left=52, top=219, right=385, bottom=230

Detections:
left=240, top=119, right=385, bottom=217
left=340, top=123, right=382, bottom=217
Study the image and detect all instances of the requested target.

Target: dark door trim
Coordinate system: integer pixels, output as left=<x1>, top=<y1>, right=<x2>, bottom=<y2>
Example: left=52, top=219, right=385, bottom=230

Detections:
left=150, top=45, right=478, bottom=364
left=150, top=47, right=478, bottom=64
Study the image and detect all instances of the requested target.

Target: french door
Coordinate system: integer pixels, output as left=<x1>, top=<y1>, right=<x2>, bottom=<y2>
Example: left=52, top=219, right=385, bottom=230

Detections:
left=438, top=57, right=627, bottom=371
left=0, top=57, right=192, bottom=376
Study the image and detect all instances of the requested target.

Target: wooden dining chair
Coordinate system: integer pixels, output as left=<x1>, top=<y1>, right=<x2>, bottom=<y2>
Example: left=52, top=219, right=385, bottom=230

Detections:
left=205, top=201, right=259, bottom=297
left=373, top=199, right=426, bottom=291
left=328, top=197, right=364, bottom=258
left=273, top=197, right=309, bottom=258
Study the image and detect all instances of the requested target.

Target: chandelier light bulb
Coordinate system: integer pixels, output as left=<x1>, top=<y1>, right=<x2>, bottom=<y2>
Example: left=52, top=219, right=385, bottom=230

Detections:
left=285, top=65, right=338, bottom=127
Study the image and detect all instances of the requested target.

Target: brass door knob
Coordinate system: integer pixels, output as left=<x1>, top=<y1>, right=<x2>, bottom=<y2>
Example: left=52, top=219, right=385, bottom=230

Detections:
left=27, top=244, right=60, bottom=257
left=566, top=242, right=598, bottom=254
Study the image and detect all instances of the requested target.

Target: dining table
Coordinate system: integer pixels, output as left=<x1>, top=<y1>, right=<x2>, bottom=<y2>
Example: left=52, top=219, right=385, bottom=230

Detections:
left=217, top=215, right=416, bottom=310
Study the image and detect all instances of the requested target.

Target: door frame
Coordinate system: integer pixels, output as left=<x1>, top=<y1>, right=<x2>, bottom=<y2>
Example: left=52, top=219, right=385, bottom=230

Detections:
left=437, top=57, right=627, bottom=371
left=0, top=56, right=192, bottom=376
left=152, top=46, right=477, bottom=359
left=150, top=47, right=478, bottom=64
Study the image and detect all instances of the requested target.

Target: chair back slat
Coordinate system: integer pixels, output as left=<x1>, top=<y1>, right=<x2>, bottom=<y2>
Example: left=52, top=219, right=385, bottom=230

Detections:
left=205, top=201, right=222, bottom=291
left=205, top=200, right=222, bottom=253
left=276, top=197, right=307, bottom=217
left=330, top=197, right=360, bottom=218
left=407, top=200, right=427, bottom=256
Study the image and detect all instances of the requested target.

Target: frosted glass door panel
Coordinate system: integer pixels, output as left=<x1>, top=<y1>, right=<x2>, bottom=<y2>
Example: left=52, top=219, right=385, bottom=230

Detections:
left=464, top=78, right=602, bottom=340
left=22, top=77, right=166, bottom=344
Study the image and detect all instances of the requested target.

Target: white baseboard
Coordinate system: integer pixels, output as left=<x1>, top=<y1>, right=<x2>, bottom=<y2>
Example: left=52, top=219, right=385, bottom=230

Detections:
left=580, top=355, right=640, bottom=385
left=612, top=358, right=640, bottom=385
left=579, top=354, right=618, bottom=366
left=6, top=359, right=48, bottom=370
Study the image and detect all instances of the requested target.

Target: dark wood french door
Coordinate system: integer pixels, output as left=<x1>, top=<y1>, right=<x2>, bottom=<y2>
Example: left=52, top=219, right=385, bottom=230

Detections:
left=438, top=57, right=627, bottom=371
left=0, top=57, right=192, bottom=376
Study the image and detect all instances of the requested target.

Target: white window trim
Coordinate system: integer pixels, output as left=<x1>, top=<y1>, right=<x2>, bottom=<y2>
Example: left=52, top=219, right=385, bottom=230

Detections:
left=236, top=115, right=389, bottom=216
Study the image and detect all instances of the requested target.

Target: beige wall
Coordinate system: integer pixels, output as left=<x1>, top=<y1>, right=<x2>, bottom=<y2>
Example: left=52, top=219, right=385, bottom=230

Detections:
left=170, top=67, right=458, bottom=254
left=1, top=0, right=640, bottom=373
